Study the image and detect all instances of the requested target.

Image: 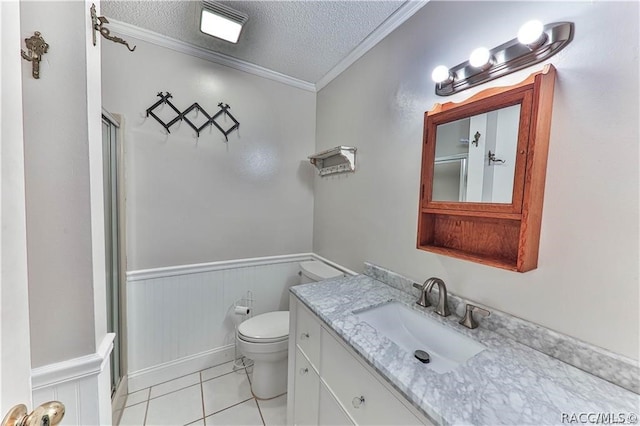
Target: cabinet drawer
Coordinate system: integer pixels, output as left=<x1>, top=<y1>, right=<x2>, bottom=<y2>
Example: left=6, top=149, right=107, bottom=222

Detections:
left=294, top=348, right=320, bottom=426
left=319, top=382, right=354, bottom=425
left=296, top=302, right=321, bottom=369
left=321, top=329, right=423, bottom=426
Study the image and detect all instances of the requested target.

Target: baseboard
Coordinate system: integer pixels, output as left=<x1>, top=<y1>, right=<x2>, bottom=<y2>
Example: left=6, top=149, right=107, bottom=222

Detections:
left=127, top=345, right=235, bottom=393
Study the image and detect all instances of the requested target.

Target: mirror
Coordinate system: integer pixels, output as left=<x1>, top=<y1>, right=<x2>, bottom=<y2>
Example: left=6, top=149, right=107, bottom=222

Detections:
left=417, top=65, right=556, bottom=272
left=421, top=84, right=533, bottom=215
left=432, top=104, right=521, bottom=203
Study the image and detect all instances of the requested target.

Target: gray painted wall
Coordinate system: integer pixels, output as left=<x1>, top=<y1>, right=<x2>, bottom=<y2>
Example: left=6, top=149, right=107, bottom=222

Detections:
left=21, top=1, right=98, bottom=367
left=102, top=37, right=316, bottom=270
left=314, top=1, right=639, bottom=360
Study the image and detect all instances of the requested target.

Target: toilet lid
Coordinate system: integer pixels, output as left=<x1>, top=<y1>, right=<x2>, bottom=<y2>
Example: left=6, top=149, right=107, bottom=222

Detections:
left=238, top=311, right=289, bottom=340
left=300, top=261, right=343, bottom=281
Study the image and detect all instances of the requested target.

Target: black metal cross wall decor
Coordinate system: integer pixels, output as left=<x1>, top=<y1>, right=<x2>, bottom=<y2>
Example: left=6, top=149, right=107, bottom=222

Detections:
left=146, top=92, right=240, bottom=141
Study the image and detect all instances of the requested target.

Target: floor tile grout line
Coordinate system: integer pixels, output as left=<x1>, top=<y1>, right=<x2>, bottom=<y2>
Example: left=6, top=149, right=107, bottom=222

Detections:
left=148, top=382, right=202, bottom=402
left=245, top=358, right=263, bottom=424
left=142, top=399, right=150, bottom=426
left=254, top=397, right=267, bottom=426
left=125, top=361, right=271, bottom=425
left=131, top=360, right=237, bottom=396
left=206, top=397, right=255, bottom=418
left=141, top=387, right=151, bottom=426
left=134, top=367, right=246, bottom=403
left=122, top=399, right=147, bottom=410
left=123, top=386, right=150, bottom=409
left=201, top=367, right=248, bottom=385
left=144, top=382, right=206, bottom=426
left=200, top=371, right=207, bottom=426
left=124, top=361, right=239, bottom=395
left=144, top=370, right=202, bottom=389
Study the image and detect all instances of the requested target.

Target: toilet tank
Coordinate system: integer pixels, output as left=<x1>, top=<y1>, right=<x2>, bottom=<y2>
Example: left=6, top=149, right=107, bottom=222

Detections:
left=299, top=260, right=344, bottom=284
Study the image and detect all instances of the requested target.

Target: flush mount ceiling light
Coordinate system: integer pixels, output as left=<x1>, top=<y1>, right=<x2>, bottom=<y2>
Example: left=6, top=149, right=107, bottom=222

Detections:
left=200, top=0, right=248, bottom=43
left=431, top=21, right=573, bottom=96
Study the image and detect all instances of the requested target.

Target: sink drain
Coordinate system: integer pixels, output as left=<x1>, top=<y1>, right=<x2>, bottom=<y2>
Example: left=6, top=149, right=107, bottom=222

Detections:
left=414, top=349, right=430, bottom=364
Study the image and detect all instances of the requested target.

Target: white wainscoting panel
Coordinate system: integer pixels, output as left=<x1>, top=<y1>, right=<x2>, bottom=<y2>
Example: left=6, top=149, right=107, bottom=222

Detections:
left=31, top=333, right=114, bottom=426
left=126, top=254, right=351, bottom=392
left=32, top=376, right=100, bottom=426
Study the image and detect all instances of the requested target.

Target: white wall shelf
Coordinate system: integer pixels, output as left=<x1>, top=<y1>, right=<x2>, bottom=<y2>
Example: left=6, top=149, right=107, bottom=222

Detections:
left=308, top=146, right=356, bottom=176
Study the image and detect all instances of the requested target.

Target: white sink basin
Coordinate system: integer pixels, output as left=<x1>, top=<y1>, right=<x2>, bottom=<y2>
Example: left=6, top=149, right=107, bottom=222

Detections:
left=353, top=301, right=486, bottom=373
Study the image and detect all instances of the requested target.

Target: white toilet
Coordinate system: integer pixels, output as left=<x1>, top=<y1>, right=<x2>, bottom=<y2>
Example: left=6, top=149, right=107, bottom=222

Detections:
left=236, top=260, right=344, bottom=399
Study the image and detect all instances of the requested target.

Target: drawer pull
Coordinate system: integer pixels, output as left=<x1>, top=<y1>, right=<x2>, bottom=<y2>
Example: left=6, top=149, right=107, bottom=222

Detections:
left=299, top=367, right=309, bottom=375
left=300, top=332, right=310, bottom=340
left=352, top=396, right=365, bottom=408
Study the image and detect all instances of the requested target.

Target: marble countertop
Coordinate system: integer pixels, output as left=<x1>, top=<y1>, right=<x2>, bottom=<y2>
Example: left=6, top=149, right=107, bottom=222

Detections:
left=290, top=274, right=640, bottom=425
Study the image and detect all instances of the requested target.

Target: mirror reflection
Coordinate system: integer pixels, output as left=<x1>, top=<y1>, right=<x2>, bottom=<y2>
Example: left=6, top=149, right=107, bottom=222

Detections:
left=432, top=104, right=521, bottom=203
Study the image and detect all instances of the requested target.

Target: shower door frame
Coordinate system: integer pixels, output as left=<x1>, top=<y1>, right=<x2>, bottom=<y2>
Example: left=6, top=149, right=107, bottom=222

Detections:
left=102, top=110, right=128, bottom=405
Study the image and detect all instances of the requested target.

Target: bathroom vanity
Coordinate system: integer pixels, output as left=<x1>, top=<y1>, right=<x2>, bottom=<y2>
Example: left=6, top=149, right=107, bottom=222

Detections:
left=288, top=294, right=431, bottom=425
left=287, top=268, right=639, bottom=425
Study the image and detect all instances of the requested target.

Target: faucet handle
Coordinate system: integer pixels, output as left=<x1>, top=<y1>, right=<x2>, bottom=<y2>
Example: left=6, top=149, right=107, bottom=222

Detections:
left=459, top=304, right=490, bottom=329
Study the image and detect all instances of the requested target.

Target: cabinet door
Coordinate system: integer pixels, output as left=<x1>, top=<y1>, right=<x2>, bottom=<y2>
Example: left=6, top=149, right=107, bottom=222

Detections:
left=319, top=382, right=354, bottom=426
left=294, top=348, right=320, bottom=426
left=296, top=302, right=322, bottom=370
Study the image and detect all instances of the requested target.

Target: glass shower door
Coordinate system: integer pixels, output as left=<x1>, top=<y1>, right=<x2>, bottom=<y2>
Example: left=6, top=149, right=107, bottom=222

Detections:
left=102, top=113, right=121, bottom=397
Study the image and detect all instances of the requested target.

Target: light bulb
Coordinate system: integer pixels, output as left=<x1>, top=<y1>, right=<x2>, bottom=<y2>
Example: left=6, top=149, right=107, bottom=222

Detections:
left=431, top=65, right=452, bottom=83
left=518, top=20, right=546, bottom=48
left=469, top=47, right=491, bottom=69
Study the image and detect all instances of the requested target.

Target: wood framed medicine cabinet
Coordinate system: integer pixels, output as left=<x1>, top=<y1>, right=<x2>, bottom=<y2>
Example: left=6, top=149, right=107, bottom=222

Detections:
left=417, top=65, right=556, bottom=272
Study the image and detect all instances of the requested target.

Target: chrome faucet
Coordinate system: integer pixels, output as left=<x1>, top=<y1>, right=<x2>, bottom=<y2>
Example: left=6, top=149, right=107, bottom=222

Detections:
left=425, top=277, right=450, bottom=317
left=412, top=277, right=450, bottom=317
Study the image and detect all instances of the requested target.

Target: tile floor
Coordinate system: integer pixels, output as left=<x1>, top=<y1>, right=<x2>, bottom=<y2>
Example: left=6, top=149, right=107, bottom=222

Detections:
left=116, top=361, right=286, bottom=426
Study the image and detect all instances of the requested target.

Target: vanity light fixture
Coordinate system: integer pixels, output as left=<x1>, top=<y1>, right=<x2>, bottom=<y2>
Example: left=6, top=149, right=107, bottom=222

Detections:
left=431, top=65, right=454, bottom=84
left=431, top=21, right=573, bottom=96
left=517, top=20, right=546, bottom=49
left=200, top=0, right=248, bottom=43
left=469, top=47, right=492, bottom=69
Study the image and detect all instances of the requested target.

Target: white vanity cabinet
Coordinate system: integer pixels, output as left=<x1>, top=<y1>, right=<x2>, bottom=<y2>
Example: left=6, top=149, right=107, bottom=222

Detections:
left=293, top=348, right=320, bottom=425
left=318, top=382, right=353, bottom=425
left=288, top=295, right=432, bottom=426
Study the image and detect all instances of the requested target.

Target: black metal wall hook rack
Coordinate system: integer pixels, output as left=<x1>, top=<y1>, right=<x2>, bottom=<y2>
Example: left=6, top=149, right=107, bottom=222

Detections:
left=146, top=92, right=240, bottom=141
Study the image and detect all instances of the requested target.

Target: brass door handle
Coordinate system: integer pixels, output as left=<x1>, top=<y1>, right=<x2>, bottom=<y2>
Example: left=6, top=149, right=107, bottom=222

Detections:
left=1, top=401, right=65, bottom=426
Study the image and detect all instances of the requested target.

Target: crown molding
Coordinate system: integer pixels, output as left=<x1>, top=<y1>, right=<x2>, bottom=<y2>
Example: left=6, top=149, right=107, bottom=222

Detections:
left=316, top=0, right=430, bottom=91
left=105, top=1, right=429, bottom=94
left=105, top=19, right=317, bottom=92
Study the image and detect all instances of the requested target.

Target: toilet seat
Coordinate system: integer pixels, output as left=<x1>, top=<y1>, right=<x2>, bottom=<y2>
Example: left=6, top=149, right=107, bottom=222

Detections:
left=237, top=333, right=288, bottom=344
left=238, top=311, right=289, bottom=343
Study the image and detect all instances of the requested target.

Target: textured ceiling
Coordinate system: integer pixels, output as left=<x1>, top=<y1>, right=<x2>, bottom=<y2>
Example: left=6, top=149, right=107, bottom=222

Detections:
left=102, top=0, right=406, bottom=83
